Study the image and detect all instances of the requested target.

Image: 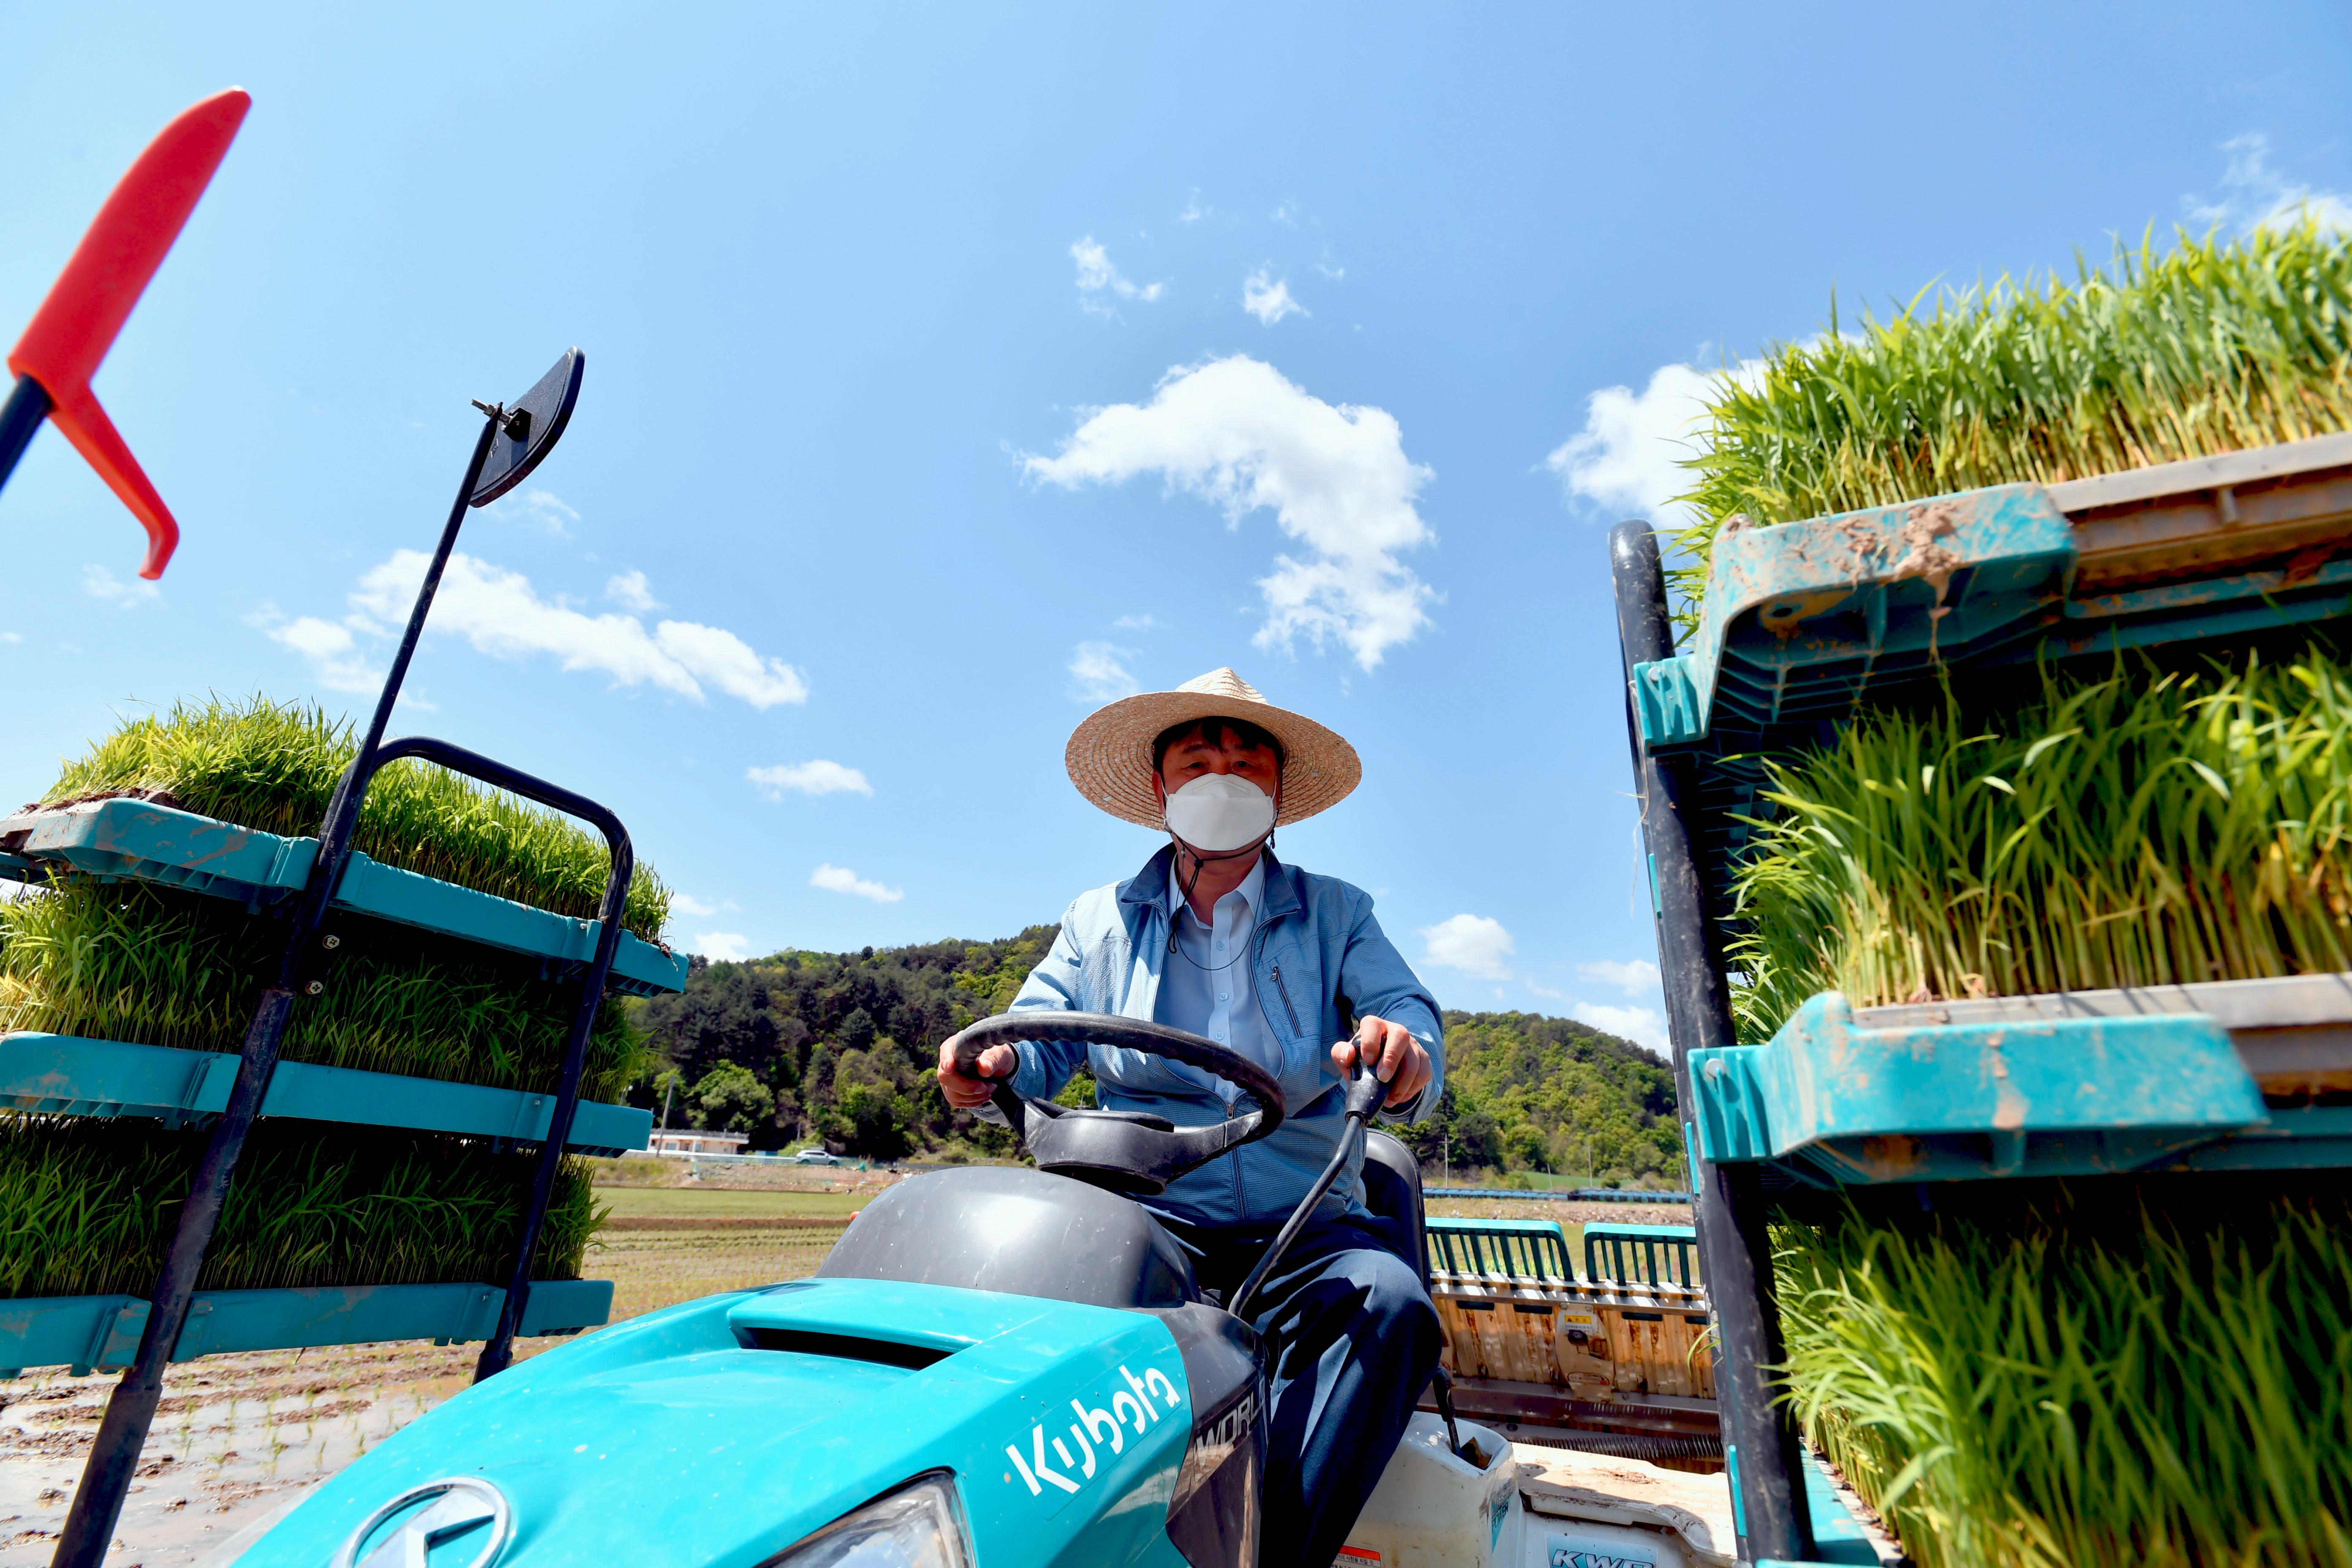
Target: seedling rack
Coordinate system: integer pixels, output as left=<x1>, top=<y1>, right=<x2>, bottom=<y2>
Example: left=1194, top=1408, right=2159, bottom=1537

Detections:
left=0, top=351, right=690, bottom=1568
left=1609, top=428, right=2352, bottom=1565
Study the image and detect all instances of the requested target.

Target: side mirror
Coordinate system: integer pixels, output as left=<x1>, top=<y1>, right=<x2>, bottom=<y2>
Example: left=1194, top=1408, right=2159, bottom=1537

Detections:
left=471, top=348, right=584, bottom=506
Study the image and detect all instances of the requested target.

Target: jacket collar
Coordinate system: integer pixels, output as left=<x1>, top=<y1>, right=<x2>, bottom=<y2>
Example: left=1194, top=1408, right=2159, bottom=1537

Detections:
left=1119, top=843, right=1303, bottom=921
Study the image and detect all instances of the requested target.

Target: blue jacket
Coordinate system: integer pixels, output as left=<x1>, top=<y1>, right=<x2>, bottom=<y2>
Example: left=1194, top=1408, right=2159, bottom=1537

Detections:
left=995, top=846, right=1445, bottom=1229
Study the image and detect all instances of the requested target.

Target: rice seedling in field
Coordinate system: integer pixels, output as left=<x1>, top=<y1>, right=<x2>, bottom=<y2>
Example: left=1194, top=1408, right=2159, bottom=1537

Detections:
left=34, top=694, right=670, bottom=938
left=1667, top=222, right=2352, bottom=613
left=591, top=1220, right=849, bottom=1323
left=0, top=879, right=645, bottom=1100
left=1775, top=1180, right=2352, bottom=1568
left=0, top=1114, right=601, bottom=1299
left=1729, top=648, right=2352, bottom=1041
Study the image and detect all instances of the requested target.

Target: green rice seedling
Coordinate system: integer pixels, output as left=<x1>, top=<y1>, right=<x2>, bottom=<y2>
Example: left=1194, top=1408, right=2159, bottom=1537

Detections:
left=1775, top=1181, right=2352, bottom=1568
left=35, top=694, right=669, bottom=939
left=1729, top=647, right=2352, bottom=1041
left=0, top=1113, right=602, bottom=1300
left=0, top=878, right=645, bottom=1100
left=1666, top=222, right=2352, bottom=615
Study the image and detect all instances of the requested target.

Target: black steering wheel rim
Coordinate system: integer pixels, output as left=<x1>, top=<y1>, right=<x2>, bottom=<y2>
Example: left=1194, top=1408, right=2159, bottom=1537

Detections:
left=950, top=1011, right=1286, bottom=1140
left=945, top=1012, right=1289, bottom=1196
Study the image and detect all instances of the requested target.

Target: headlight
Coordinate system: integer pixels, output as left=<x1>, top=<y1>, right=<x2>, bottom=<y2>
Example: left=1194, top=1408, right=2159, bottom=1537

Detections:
left=762, top=1474, right=972, bottom=1568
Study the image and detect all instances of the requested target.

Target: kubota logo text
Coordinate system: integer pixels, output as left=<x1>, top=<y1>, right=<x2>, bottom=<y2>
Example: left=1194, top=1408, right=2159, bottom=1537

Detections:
left=1005, top=1364, right=1182, bottom=1498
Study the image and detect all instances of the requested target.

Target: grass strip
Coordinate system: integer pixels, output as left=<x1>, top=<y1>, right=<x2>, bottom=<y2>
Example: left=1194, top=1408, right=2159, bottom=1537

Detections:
left=0, top=1114, right=602, bottom=1299
left=1776, top=1182, right=2352, bottom=1568
left=35, top=694, right=669, bottom=939
left=1669, top=221, right=2352, bottom=614
left=598, top=1215, right=851, bottom=1231
left=1730, top=647, right=2352, bottom=1041
left=0, top=878, right=644, bottom=1101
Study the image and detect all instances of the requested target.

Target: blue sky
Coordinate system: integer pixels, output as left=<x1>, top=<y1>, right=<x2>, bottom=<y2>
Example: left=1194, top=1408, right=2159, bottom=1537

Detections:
left=5, top=4, right=2348, bottom=1052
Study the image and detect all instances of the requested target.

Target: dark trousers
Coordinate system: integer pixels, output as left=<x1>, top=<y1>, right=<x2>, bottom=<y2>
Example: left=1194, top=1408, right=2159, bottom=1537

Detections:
left=1175, top=1212, right=1444, bottom=1568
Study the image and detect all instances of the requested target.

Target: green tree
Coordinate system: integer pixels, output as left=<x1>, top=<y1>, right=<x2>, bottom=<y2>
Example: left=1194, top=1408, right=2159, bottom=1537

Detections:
left=690, top=1059, right=774, bottom=1134
left=628, top=932, right=1678, bottom=1180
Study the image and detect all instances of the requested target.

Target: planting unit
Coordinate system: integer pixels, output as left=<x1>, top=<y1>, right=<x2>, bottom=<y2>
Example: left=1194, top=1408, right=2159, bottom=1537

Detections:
left=1611, top=428, right=2352, bottom=1563
left=1424, top=1219, right=1720, bottom=1456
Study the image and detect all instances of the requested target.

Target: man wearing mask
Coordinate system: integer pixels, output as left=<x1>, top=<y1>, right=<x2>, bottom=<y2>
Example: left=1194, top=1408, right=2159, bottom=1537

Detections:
left=936, top=667, right=1446, bottom=1568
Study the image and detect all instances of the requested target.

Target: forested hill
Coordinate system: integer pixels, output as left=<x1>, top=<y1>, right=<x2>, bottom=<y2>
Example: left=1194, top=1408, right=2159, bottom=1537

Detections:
left=626, top=931, right=1684, bottom=1184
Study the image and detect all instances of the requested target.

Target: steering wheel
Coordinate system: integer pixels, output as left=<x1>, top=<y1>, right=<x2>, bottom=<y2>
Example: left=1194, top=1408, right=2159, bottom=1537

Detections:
left=945, top=1013, right=1287, bottom=1198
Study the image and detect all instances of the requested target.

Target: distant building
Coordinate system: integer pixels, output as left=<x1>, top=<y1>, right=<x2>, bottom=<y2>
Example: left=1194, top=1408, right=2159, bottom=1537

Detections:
left=644, top=1129, right=751, bottom=1157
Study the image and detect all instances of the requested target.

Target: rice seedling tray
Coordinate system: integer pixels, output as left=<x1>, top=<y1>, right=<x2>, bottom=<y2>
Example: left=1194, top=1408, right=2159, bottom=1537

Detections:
left=0, top=796, right=687, bottom=996
left=1631, top=430, right=2352, bottom=904
left=0, top=1032, right=652, bottom=1153
left=1689, top=971, right=2352, bottom=1184
left=0, top=1279, right=612, bottom=1378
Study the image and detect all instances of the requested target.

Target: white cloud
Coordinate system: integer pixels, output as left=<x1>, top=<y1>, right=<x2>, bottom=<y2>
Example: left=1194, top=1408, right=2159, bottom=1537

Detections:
left=695, top=932, right=754, bottom=961
left=1178, top=190, right=1212, bottom=224
left=1242, top=268, right=1307, bottom=326
left=1071, top=236, right=1165, bottom=317
left=0, top=632, right=21, bottom=644
left=488, top=487, right=579, bottom=538
left=649, top=619, right=810, bottom=707
left=811, top=863, right=904, bottom=904
left=2186, top=133, right=2352, bottom=236
left=605, top=570, right=662, bottom=612
left=1419, top=913, right=1516, bottom=981
left=1270, top=201, right=1298, bottom=226
left=671, top=893, right=728, bottom=917
left=255, top=611, right=382, bottom=693
left=1068, top=641, right=1140, bottom=703
left=84, top=565, right=161, bottom=607
left=748, top=760, right=874, bottom=799
left=1573, top=1001, right=1668, bottom=1055
left=1578, top=958, right=1662, bottom=994
left=1315, top=260, right=1345, bottom=280
left=338, top=551, right=808, bottom=708
left=1022, top=356, right=1436, bottom=670
left=1111, top=613, right=1162, bottom=632
left=1544, top=362, right=1740, bottom=524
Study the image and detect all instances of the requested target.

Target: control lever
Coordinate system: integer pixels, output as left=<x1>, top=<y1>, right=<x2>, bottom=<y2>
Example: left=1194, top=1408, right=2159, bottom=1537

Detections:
left=1228, top=1039, right=1387, bottom=1318
left=1429, top=1367, right=1489, bottom=1468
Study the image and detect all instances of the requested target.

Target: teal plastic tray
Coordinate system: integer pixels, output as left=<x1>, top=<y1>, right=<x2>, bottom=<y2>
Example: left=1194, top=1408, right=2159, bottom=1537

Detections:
left=0, top=1279, right=615, bottom=1377
left=1631, top=431, right=2352, bottom=910
left=0, top=797, right=687, bottom=996
left=1691, top=973, right=2352, bottom=1184
left=0, top=1032, right=652, bottom=1154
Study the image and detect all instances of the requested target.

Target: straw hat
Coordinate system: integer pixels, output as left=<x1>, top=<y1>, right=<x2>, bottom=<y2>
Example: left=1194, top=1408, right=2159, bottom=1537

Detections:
left=1065, top=667, right=1362, bottom=828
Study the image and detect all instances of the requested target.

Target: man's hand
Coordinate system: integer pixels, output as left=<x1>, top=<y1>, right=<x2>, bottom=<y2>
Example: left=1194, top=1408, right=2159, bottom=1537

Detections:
left=1330, top=1015, right=1432, bottom=1111
left=936, top=1037, right=1018, bottom=1109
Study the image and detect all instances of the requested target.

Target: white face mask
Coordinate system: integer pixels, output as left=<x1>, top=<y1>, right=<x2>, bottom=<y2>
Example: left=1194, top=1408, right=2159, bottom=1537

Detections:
left=1162, top=773, right=1277, bottom=854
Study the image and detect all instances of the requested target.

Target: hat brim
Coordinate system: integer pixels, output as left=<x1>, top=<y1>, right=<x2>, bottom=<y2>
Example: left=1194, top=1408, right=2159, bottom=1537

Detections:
left=1066, top=689, right=1361, bottom=828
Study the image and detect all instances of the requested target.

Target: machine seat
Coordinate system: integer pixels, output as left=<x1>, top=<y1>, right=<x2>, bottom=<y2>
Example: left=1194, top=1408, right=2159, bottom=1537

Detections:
left=817, top=1166, right=1202, bottom=1309
left=1359, top=1128, right=1430, bottom=1285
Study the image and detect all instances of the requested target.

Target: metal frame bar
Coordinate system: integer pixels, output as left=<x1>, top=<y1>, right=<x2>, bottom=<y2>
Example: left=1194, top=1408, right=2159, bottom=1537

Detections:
left=1611, top=520, right=1816, bottom=1563
left=354, top=736, right=634, bottom=1380
left=0, top=374, right=50, bottom=491
left=1583, top=1225, right=1699, bottom=1289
